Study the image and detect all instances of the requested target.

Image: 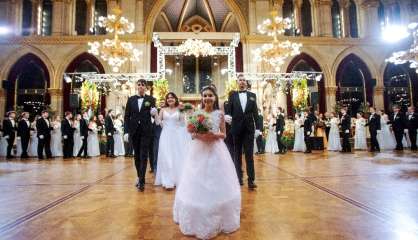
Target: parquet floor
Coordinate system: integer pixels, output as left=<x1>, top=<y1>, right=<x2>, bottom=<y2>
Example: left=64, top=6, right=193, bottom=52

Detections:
left=0, top=150, right=417, bottom=240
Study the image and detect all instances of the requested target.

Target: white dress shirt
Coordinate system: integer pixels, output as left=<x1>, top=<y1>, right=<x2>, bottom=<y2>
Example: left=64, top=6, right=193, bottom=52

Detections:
left=238, top=92, right=247, bottom=112
left=44, top=118, right=50, bottom=127
left=137, top=96, right=144, bottom=112
left=9, top=118, right=15, bottom=127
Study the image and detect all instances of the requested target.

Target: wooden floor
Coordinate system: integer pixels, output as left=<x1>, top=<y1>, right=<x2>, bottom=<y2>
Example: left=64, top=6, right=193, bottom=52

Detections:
left=0, top=151, right=417, bottom=240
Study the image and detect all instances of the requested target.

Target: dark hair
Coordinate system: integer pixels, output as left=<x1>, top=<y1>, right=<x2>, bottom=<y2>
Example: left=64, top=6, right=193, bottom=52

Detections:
left=200, top=86, right=219, bottom=110
left=137, top=79, right=147, bottom=86
left=65, top=111, right=72, bottom=117
left=108, top=109, right=113, bottom=114
left=41, top=110, right=48, bottom=114
left=164, top=92, right=179, bottom=107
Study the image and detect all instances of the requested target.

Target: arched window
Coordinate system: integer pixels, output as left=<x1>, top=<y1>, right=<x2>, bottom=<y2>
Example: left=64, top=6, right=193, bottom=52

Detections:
left=301, top=0, right=312, bottom=36
left=282, top=0, right=295, bottom=36
left=94, top=0, right=107, bottom=35
left=331, top=0, right=342, bottom=38
left=75, top=0, right=87, bottom=35
left=349, top=0, right=358, bottom=38
left=21, top=0, right=32, bottom=36
left=181, top=56, right=213, bottom=94
left=41, top=0, right=53, bottom=36
left=378, top=1, right=385, bottom=28
left=384, top=64, right=413, bottom=112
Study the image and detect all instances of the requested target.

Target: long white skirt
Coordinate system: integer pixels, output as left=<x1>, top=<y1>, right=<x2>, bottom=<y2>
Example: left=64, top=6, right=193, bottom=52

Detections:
left=113, top=133, right=125, bottom=156
left=87, top=132, right=100, bottom=157
left=265, top=129, right=279, bottom=153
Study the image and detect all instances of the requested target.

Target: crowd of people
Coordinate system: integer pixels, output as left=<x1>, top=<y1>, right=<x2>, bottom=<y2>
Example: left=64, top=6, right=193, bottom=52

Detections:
left=257, top=105, right=418, bottom=154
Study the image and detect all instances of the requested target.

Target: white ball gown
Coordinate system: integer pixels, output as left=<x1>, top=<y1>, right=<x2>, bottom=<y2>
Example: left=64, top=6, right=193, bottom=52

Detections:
left=327, top=117, right=342, bottom=151
left=173, top=110, right=241, bottom=239
left=155, top=109, right=189, bottom=188
left=377, top=115, right=396, bottom=150
left=354, top=118, right=367, bottom=150
left=113, top=119, right=125, bottom=156
left=29, top=123, right=38, bottom=157
left=265, top=120, right=279, bottom=153
left=293, top=117, right=306, bottom=152
left=0, top=135, right=7, bottom=156
left=87, top=122, right=100, bottom=157
left=73, top=121, right=82, bottom=156
left=51, top=121, right=63, bottom=157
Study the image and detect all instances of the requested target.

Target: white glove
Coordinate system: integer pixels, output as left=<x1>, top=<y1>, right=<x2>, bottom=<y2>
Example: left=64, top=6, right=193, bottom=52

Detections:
left=255, top=130, right=261, bottom=137
left=310, top=131, right=314, bottom=136
left=277, top=131, right=281, bottom=135
left=80, top=136, right=84, bottom=140
left=16, top=136, right=21, bottom=140
left=63, top=135, right=68, bottom=139
left=39, top=135, right=44, bottom=139
left=224, top=115, right=232, bottom=124
left=124, top=133, right=129, bottom=142
left=150, top=107, right=158, bottom=116
left=345, top=130, right=349, bottom=133
left=377, top=130, right=381, bottom=134
left=307, top=131, right=311, bottom=136
left=108, top=133, right=112, bottom=136
left=404, top=129, right=408, bottom=133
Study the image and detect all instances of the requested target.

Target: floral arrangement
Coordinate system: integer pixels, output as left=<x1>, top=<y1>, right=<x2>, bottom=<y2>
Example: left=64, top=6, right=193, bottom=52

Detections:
left=292, top=78, right=309, bottom=112
left=153, top=78, right=169, bottom=104
left=80, top=81, right=100, bottom=111
left=282, top=119, right=295, bottom=149
left=187, top=111, right=213, bottom=134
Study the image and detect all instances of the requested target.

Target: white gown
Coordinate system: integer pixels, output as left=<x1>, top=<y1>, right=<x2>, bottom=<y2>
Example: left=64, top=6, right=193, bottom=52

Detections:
left=0, top=136, right=7, bottom=156
left=293, top=118, right=306, bottom=152
left=327, top=117, right=342, bottom=151
left=16, top=138, right=22, bottom=156
left=113, top=119, right=125, bottom=156
left=173, top=110, right=241, bottom=239
left=265, top=121, right=279, bottom=153
left=377, top=117, right=396, bottom=150
left=29, top=123, right=38, bottom=157
left=73, top=121, right=82, bottom=156
left=50, top=122, right=63, bottom=157
left=354, top=118, right=367, bottom=150
left=87, top=123, right=100, bottom=157
left=155, top=110, right=189, bottom=188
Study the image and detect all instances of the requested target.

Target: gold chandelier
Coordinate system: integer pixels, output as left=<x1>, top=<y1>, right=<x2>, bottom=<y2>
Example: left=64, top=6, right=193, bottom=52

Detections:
left=386, top=23, right=418, bottom=73
left=88, top=8, right=141, bottom=73
left=253, top=10, right=302, bottom=72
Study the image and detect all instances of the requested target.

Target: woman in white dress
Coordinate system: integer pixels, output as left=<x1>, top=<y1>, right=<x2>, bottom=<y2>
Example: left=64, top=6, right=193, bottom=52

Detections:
left=327, top=113, right=342, bottom=151
left=113, top=114, right=125, bottom=156
left=264, top=114, right=279, bottom=153
left=51, top=116, right=63, bottom=157
left=155, top=92, right=189, bottom=189
left=0, top=124, right=7, bottom=156
left=293, top=113, right=306, bottom=152
left=354, top=112, right=367, bottom=150
left=73, top=114, right=82, bottom=156
left=173, top=86, right=240, bottom=239
left=29, top=116, right=40, bottom=157
left=87, top=116, right=100, bottom=157
left=377, top=111, right=396, bottom=150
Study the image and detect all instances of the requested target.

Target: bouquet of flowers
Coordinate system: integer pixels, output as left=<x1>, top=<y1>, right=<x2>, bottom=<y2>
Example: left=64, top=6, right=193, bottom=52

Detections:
left=187, top=111, right=213, bottom=134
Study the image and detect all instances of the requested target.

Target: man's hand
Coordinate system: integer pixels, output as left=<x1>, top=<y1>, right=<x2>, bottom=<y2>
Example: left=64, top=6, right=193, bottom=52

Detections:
left=108, top=133, right=112, bottom=136
left=80, top=136, right=84, bottom=140
left=404, top=129, right=409, bottom=133
left=16, top=136, right=21, bottom=140
left=277, top=131, right=281, bottom=135
left=39, top=135, right=44, bottom=139
left=255, top=130, right=261, bottom=137
left=150, top=107, right=158, bottom=116
left=224, top=115, right=232, bottom=124
left=345, top=130, right=349, bottom=133
left=63, top=135, right=68, bottom=139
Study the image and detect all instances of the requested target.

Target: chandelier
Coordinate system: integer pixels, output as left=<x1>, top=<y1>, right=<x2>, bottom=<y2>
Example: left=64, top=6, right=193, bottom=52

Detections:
left=178, top=39, right=216, bottom=57
left=253, top=10, right=302, bottom=72
left=386, top=23, right=418, bottom=73
left=88, top=8, right=141, bottom=73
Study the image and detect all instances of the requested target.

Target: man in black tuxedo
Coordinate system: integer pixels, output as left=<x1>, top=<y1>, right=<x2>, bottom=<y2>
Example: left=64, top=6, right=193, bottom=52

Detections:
left=3, top=111, right=17, bottom=159
left=340, top=108, right=352, bottom=153
left=62, top=111, right=75, bottom=158
left=77, top=111, right=89, bottom=158
left=255, top=110, right=265, bottom=154
left=302, top=108, right=316, bottom=153
left=324, top=113, right=331, bottom=141
left=124, top=79, right=157, bottom=191
left=389, top=105, right=407, bottom=151
left=105, top=109, right=116, bottom=157
left=406, top=106, right=418, bottom=151
left=17, top=112, right=31, bottom=158
left=36, top=110, right=52, bottom=159
left=365, top=107, right=381, bottom=152
left=224, top=75, right=261, bottom=189
left=275, top=107, right=286, bottom=154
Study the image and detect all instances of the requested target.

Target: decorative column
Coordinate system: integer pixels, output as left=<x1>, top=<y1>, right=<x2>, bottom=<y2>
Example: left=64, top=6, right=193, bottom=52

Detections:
left=248, top=0, right=257, bottom=34
left=7, top=0, right=22, bottom=35
left=48, top=89, right=63, bottom=117
left=0, top=89, right=6, bottom=119
left=341, top=0, right=351, bottom=37
left=373, top=86, right=385, bottom=110
left=86, top=0, right=94, bottom=34
left=325, top=86, right=337, bottom=112
left=30, top=0, right=41, bottom=35
left=134, top=0, right=144, bottom=34
left=362, top=0, right=380, bottom=39
left=317, top=0, right=333, bottom=37
left=294, top=0, right=302, bottom=34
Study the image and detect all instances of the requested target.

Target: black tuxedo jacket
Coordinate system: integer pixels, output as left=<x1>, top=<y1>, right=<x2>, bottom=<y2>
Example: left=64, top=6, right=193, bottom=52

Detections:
left=341, top=114, right=351, bottom=132
left=406, top=112, right=418, bottom=130
left=2, top=119, right=16, bottom=137
left=17, top=119, right=31, bottom=139
left=275, top=114, right=285, bottom=132
left=61, top=119, right=75, bottom=138
left=36, top=118, right=52, bottom=137
left=389, top=112, right=406, bottom=132
left=226, top=91, right=260, bottom=135
left=124, top=95, right=156, bottom=137
left=105, top=116, right=115, bottom=136
left=79, top=119, right=89, bottom=137
left=303, top=113, right=316, bottom=133
left=366, top=113, right=381, bottom=132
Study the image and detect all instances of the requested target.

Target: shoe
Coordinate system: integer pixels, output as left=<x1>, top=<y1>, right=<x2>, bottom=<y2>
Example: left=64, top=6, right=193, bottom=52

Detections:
left=304, top=150, right=312, bottom=153
left=138, top=184, right=145, bottom=192
left=248, top=182, right=258, bottom=189
left=6, top=155, right=14, bottom=159
left=239, top=179, right=244, bottom=186
left=274, top=151, right=280, bottom=155
left=149, top=169, right=154, bottom=173
left=110, top=155, right=117, bottom=158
